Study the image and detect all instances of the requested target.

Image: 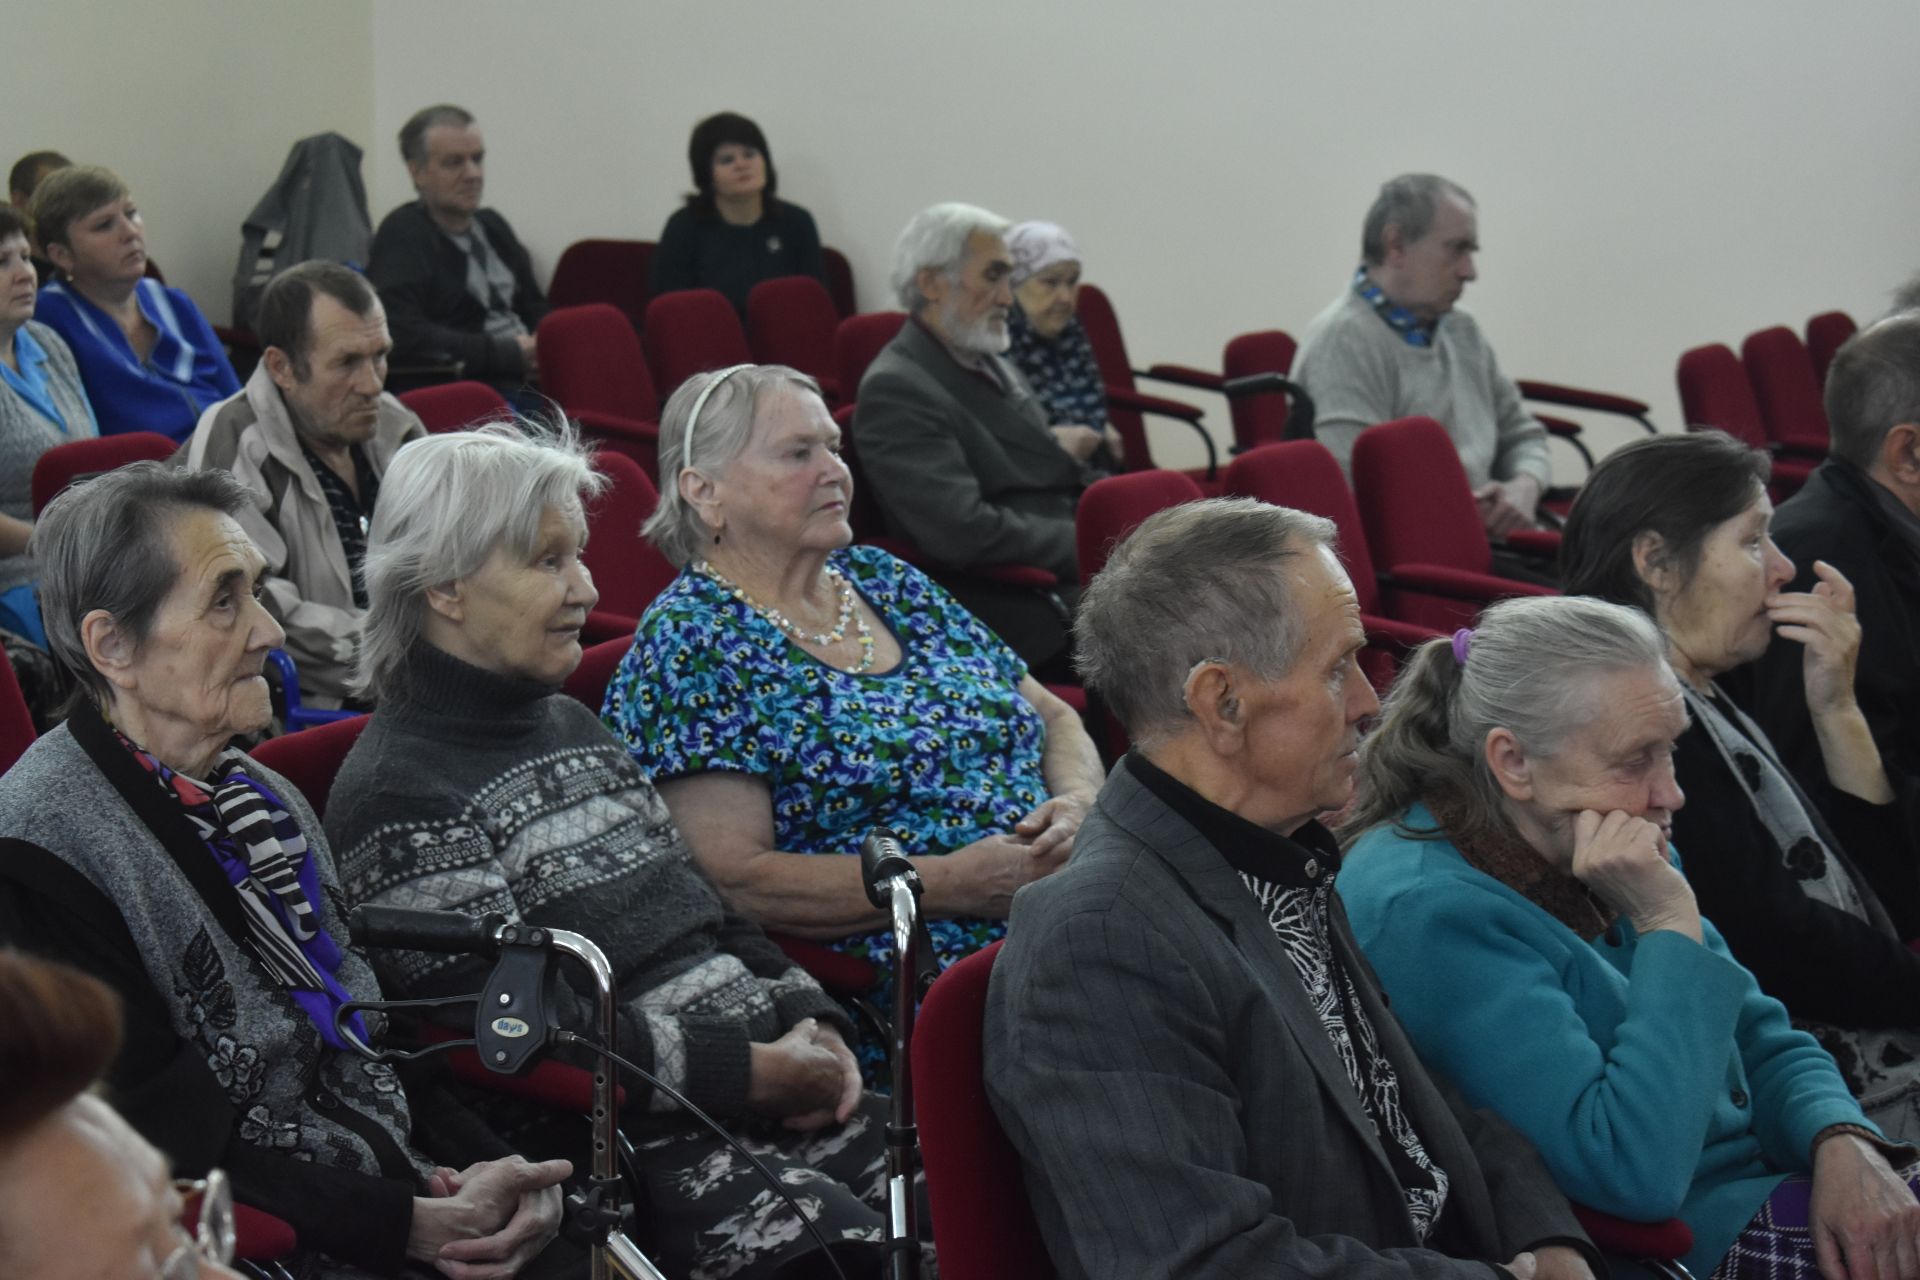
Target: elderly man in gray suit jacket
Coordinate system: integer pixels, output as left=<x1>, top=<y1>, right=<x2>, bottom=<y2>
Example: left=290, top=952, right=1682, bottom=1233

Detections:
left=852, top=202, right=1097, bottom=670
left=985, top=498, right=1601, bottom=1280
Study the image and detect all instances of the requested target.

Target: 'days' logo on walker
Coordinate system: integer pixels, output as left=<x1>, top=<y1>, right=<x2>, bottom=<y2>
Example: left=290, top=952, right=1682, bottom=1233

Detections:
left=491, top=1016, right=532, bottom=1039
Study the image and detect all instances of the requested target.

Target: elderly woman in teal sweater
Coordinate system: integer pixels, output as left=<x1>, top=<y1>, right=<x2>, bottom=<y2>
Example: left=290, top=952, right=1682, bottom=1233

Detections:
left=1337, top=595, right=1920, bottom=1280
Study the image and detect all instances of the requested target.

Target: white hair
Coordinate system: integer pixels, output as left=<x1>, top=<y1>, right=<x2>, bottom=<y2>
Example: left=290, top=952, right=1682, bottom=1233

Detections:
left=643, top=364, right=823, bottom=567
left=889, top=201, right=1012, bottom=313
left=358, top=420, right=606, bottom=701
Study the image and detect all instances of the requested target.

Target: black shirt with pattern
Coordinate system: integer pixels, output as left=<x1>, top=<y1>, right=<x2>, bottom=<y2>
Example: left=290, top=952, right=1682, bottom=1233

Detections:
left=299, top=441, right=378, bottom=609
left=1129, top=752, right=1452, bottom=1243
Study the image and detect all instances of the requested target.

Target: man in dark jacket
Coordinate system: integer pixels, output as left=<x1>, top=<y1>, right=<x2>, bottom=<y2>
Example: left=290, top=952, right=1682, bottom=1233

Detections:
left=1743, top=311, right=1920, bottom=822
left=986, top=498, right=1600, bottom=1280
left=368, top=104, right=546, bottom=393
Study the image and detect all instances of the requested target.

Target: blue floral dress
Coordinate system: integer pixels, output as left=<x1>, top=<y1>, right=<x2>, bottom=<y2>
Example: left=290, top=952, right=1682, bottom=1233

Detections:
left=603, top=545, right=1049, bottom=1070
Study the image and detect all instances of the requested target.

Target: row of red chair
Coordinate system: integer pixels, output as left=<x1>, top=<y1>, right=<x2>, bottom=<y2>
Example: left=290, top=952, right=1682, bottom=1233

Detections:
left=545, top=238, right=859, bottom=328
left=1676, top=309, right=1855, bottom=498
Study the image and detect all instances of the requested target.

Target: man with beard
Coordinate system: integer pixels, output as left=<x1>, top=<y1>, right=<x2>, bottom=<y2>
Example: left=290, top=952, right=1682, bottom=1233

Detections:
left=185, top=261, right=423, bottom=709
left=853, top=202, right=1093, bottom=668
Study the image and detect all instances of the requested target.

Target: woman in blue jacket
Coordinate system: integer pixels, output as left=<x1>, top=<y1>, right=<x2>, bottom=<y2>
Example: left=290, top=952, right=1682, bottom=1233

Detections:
left=30, top=165, right=237, bottom=442
left=1338, top=595, right=1920, bottom=1279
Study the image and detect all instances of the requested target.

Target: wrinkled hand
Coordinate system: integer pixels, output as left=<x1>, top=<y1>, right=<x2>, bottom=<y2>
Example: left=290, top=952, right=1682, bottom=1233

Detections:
left=749, top=1018, right=852, bottom=1124
left=1810, top=1132, right=1920, bottom=1280
left=1014, top=793, right=1092, bottom=864
left=943, top=831, right=1062, bottom=918
left=1475, top=476, right=1542, bottom=537
left=1770, top=561, right=1864, bottom=717
left=1050, top=424, right=1104, bottom=462
left=1531, top=1244, right=1597, bottom=1280
left=1570, top=810, right=1701, bottom=940
left=1501, top=1251, right=1537, bottom=1280
left=777, top=1021, right=863, bottom=1132
left=410, top=1154, right=571, bottom=1280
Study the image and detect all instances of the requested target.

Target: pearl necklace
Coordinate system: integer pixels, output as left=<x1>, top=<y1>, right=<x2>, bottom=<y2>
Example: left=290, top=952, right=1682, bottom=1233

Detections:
left=696, top=560, right=877, bottom=673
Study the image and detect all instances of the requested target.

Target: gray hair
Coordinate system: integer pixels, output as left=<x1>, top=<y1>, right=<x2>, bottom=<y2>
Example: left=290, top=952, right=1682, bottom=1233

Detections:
left=889, top=202, right=1011, bottom=313
left=1339, top=595, right=1673, bottom=850
left=1073, top=497, right=1337, bottom=749
left=31, top=462, right=254, bottom=708
left=1891, top=272, right=1920, bottom=316
left=1360, top=173, right=1475, bottom=266
left=643, top=364, right=823, bottom=567
left=1824, top=310, right=1920, bottom=470
left=358, top=420, right=606, bottom=701
left=398, top=103, right=474, bottom=168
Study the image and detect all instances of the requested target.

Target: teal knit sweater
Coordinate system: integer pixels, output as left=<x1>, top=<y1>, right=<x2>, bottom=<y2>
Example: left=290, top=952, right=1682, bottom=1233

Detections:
left=1340, top=804, right=1874, bottom=1275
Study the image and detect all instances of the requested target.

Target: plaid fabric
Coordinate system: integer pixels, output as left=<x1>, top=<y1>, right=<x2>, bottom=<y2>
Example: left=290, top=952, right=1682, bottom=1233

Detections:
left=1714, top=1166, right=1920, bottom=1279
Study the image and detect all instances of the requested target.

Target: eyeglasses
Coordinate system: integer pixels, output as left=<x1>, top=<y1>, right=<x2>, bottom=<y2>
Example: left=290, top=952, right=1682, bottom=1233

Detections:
left=161, top=1168, right=235, bottom=1278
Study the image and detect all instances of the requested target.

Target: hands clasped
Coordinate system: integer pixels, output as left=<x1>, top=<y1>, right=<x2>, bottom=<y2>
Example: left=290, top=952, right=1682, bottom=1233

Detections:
left=410, top=1153, right=572, bottom=1280
left=749, top=1017, right=862, bottom=1132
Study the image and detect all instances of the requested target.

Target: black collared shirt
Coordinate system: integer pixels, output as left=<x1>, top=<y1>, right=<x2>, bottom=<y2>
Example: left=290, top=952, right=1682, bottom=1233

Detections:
left=1127, top=753, right=1452, bottom=1242
left=299, top=442, right=379, bottom=609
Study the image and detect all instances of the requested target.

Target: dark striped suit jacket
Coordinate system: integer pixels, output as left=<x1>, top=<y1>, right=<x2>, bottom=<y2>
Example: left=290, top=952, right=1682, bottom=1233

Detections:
left=984, top=757, right=1592, bottom=1279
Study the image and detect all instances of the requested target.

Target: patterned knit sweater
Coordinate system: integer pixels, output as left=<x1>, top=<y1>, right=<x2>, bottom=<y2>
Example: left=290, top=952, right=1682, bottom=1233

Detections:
left=326, top=642, right=846, bottom=1119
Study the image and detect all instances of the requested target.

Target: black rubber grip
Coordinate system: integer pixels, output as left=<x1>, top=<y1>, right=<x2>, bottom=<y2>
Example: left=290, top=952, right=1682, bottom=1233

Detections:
left=860, top=828, right=914, bottom=908
left=349, top=905, right=505, bottom=955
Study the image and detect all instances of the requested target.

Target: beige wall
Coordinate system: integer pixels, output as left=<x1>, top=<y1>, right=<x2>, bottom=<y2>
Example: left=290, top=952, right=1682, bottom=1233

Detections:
left=27, top=2, right=1908, bottom=475
left=13, top=1, right=373, bottom=326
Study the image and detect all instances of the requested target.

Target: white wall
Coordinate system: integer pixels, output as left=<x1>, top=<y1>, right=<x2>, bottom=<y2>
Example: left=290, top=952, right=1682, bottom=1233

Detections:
left=370, top=3, right=1920, bottom=474
left=13, top=1, right=373, bottom=326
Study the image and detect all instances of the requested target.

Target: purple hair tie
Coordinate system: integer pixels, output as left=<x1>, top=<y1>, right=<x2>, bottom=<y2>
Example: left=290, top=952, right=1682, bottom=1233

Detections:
left=1451, top=628, right=1474, bottom=667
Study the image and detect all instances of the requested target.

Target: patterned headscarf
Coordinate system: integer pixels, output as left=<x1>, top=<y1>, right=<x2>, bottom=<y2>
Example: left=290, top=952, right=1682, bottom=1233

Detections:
left=1007, top=221, right=1082, bottom=287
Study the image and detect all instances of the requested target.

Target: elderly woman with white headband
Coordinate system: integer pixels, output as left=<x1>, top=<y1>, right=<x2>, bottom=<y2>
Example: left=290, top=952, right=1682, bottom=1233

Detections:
left=326, top=421, right=905, bottom=1280
left=1003, top=220, right=1123, bottom=466
left=604, top=363, right=1105, bottom=1073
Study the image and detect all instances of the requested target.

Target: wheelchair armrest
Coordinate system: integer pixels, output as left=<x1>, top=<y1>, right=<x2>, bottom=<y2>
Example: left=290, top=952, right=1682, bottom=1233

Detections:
left=1384, top=563, right=1559, bottom=604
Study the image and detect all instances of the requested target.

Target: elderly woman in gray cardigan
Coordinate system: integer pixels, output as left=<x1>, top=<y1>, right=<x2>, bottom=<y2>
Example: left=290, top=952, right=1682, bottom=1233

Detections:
left=0, top=203, right=94, bottom=651
left=0, top=462, right=570, bottom=1280
left=325, top=423, right=903, bottom=1280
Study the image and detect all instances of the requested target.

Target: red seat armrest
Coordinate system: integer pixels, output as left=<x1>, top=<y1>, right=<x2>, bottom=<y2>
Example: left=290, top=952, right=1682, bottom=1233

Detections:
left=1106, top=384, right=1205, bottom=422
left=768, top=931, right=881, bottom=996
left=1502, top=528, right=1563, bottom=558
left=1141, top=363, right=1225, bottom=393
left=1537, top=412, right=1583, bottom=440
left=1517, top=380, right=1652, bottom=418
left=1571, top=1204, right=1695, bottom=1261
left=969, top=563, right=1060, bottom=590
left=1363, top=613, right=1446, bottom=651
left=581, top=609, right=639, bottom=645
left=1386, top=563, right=1559, bottom=604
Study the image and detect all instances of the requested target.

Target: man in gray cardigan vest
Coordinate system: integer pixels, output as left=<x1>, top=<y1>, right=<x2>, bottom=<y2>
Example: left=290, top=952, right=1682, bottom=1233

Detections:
left=1294, top=174, right=1551, bottom=538
left=986, top=499, right=1598, bottom=1280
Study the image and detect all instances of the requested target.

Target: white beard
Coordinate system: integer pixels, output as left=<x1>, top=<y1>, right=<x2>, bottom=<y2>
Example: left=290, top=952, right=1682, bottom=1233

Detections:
left=937, top=295, right=1011, bottom=356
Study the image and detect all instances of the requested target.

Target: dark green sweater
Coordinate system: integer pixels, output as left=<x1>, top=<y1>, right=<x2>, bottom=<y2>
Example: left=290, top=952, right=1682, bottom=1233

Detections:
left=326, top=642, right=846, bottom=1119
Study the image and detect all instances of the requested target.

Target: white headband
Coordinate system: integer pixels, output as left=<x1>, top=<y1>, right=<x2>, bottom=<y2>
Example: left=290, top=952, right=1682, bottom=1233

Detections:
left=682, top=363, right=756, bottom=468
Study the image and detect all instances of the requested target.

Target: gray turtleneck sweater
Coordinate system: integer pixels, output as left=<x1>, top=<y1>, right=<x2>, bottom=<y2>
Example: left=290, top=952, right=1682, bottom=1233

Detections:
left=325, top=642, right=847, bottom=1120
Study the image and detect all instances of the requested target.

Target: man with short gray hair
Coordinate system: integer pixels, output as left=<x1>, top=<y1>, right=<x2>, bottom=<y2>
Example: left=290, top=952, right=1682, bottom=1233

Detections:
left=1745, top=309, right=1920, bottom=810
left=368, top=104, right=546, bottom=392
left=185, top=261, right=424, bottom=708
left=853, top=202, right=1094, bottom=669
left=1295, top=174, right=1551, bottom=537
left=986, top=497, right=1598, bottom=1280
